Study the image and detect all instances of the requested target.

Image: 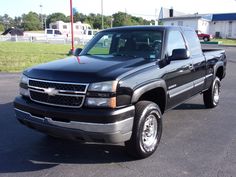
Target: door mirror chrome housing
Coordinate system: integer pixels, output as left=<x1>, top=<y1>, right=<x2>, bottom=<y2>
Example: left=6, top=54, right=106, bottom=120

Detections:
left=170, top=49, right=190, bottom=61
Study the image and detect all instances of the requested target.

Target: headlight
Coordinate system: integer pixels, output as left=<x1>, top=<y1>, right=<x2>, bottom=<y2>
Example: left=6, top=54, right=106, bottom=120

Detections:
left=85, top=97, right=116, bottom=108
left=19, top=87, right=30, bottom=97
left=86, top=81, right=117, bottom=108
left=88, top=81, right=117, bottom=92
left=19, top=74, right=29, bottom=97
left=20, top=74, right=29, bottom=85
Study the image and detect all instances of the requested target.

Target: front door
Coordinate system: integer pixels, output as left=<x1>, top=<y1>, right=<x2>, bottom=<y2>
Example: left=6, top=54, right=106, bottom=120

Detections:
left=183, top=29, right=207, bottom=95
left=163, top=30, right=194, bottom=109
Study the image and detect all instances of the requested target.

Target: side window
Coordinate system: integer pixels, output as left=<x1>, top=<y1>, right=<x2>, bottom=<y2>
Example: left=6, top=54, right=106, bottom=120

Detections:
left=184, top=30, right=202, bottom=56
left=167, top=30, right=186, bottom=57
left=54, top=30, right=61, bottom=35
left=87, top=35, right=112, bottom=55
left=47, top=30, right=53, bottom=34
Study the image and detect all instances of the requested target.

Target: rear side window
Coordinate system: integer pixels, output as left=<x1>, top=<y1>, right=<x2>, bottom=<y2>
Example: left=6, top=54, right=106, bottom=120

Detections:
left=167, top=30, right=186, bottom=57
left=184, top=30, right=202, bottom=56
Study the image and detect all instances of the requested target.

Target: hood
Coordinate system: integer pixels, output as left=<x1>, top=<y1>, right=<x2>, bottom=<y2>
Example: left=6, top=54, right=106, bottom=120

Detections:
left=24, top=55, right=156, bottom=83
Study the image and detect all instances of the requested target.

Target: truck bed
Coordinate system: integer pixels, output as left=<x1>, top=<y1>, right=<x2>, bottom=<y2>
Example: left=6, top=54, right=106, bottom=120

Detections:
left=203, top=48, right=225, bottom=60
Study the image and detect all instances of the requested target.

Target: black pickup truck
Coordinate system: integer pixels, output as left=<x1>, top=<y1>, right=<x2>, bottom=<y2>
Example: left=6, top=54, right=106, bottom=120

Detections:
left=14, top=26, right=226, bottom=159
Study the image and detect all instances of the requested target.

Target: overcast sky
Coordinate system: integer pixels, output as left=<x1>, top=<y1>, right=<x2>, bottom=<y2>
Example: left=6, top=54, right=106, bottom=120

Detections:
left=1, top=0, right=236, bottom=20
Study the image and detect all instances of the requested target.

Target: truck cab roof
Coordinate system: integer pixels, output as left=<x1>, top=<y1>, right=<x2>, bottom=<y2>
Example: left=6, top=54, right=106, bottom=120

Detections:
left=102, top=25, right=194, bottom=32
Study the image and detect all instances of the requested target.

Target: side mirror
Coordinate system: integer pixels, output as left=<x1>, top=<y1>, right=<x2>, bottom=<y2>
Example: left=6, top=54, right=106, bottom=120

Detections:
left=170, top=49, right=190, bottom=61
left=73, top=48, right=83, bottom=56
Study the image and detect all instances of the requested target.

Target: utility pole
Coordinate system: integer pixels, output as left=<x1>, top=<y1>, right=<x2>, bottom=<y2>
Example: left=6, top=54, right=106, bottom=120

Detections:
left=44, top=15, right=47, bottom=29
left=70, top=0, right=74, bottom=53
left=110, top=17, right=114, bottom=28
left=39, top=4, right=44, bottom=29
left=101, top=0, right=104, bottom=29
left=155, top=8, right=158, bottom=25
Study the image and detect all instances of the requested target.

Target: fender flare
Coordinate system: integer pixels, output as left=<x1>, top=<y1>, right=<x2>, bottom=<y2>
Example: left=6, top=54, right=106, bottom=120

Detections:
left=131, top=80, right=167, bottom=105
left=213, top=61, right=224, bottom=78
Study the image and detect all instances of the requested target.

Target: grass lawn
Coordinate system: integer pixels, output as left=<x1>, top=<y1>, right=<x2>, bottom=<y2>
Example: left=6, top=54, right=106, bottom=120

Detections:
left=212, top=38, right=236, bottom=45
left=0, top=42, right=81, bottom=72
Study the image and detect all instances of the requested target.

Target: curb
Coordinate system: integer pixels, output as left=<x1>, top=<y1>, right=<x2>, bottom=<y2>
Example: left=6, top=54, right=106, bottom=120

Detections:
left=218, top=44, right=236, bottom=47
left=201, top=44, right=236, bottom=48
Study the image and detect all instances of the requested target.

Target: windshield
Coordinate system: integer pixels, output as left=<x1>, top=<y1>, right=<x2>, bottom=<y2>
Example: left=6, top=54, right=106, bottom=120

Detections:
left=82, top=30, right=163, bottom=60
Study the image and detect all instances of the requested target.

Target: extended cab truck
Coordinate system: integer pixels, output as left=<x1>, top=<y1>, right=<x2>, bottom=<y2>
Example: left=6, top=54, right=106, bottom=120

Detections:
left=14, top=26, right=226, bottom=159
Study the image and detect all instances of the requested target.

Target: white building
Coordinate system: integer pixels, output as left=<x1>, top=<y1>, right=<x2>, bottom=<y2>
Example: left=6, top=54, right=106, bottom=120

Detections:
left=49, top=21, right=92, bottom=36
left=210, top=13, right=236, bottom=38
left=158, top=7, right=186, bottom=19
left=160, top=15, right=211, bottom=34
left=159, top=9, right=236, bottom=39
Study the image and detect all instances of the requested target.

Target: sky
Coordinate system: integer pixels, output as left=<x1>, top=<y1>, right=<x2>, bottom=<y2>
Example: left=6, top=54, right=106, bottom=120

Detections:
left=1, top=0, right=236, bottom=20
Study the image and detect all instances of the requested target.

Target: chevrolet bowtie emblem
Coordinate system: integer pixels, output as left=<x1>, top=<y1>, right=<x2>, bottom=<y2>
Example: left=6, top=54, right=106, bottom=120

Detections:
left=44, top=88, right=58, bottom=96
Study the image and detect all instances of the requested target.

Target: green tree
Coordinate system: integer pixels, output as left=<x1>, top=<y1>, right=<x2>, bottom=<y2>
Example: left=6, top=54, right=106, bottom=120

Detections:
left=0, top=14, right=14, bottom=29
left=13, top=16, right=22, bottom=28
left=112, top=12, right=133, bottom=27
left=104, top=16, right=113, bottom=29
left=22, top=12, right=41, bottom=31
left=46, top=12, right=69, bottom=28
left=93, top=14, right=103, bottom=29
left=0, top=24, right=4, bottom=31
left=73, top=13, right=87, bottom=23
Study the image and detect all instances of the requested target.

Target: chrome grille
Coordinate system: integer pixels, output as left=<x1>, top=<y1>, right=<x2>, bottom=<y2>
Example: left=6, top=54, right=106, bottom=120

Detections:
left=29, top=79, right=87, bottom=93
left=28, top=79, right=88, bottom=108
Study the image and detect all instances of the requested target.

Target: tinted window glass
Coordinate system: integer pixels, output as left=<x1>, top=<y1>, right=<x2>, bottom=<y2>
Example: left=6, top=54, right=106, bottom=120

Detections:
left=167, top=30, right=186, bottom=57
left=84, top=31, right=163, bottom=59
left=184, top=30, right=202, bottom=56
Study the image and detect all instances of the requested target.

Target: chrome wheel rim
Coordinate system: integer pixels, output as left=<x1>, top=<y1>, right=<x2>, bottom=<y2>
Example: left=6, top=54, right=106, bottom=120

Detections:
left=213, top=81, right=220, bottom=104
left=141, top=111, right=158, bottom=152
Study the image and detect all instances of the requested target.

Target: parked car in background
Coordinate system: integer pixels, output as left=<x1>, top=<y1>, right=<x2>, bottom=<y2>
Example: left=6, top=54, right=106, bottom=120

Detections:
left=196, top=30, right=213, bottom=41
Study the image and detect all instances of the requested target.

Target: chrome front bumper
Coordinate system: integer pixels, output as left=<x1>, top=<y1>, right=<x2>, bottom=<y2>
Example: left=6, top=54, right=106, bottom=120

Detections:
left=15, top=108, right=134, bottom=143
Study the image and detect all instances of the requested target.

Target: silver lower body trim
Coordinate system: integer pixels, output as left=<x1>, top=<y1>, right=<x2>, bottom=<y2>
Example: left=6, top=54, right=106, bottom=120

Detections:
left=168, top=74, right=214, bottom=98
left=169, top=82, right=194, bottom=98
left=194, top=77, right=205, bottom=87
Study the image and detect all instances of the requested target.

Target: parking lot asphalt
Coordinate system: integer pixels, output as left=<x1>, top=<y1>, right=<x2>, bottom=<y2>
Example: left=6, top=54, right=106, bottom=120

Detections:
left=0, top=46, right=236, bottom=177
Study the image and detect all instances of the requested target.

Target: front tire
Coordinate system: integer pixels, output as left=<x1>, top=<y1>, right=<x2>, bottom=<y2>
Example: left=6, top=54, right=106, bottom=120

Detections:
left=125, top=101, right=162, bottom=159
left=203, top=77, right=221, bottom=108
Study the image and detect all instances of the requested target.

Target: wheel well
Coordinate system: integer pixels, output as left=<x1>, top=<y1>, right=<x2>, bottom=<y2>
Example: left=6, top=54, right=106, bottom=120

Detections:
left=216, top=66, right=224, bottom=80
left=138, top=88, right=166, bottom=114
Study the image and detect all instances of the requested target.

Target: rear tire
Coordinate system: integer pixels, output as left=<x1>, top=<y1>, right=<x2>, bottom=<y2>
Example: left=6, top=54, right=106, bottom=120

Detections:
left=125, top=101, right=162, bottom=159
left=203, top=77, right=221, bottom=108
